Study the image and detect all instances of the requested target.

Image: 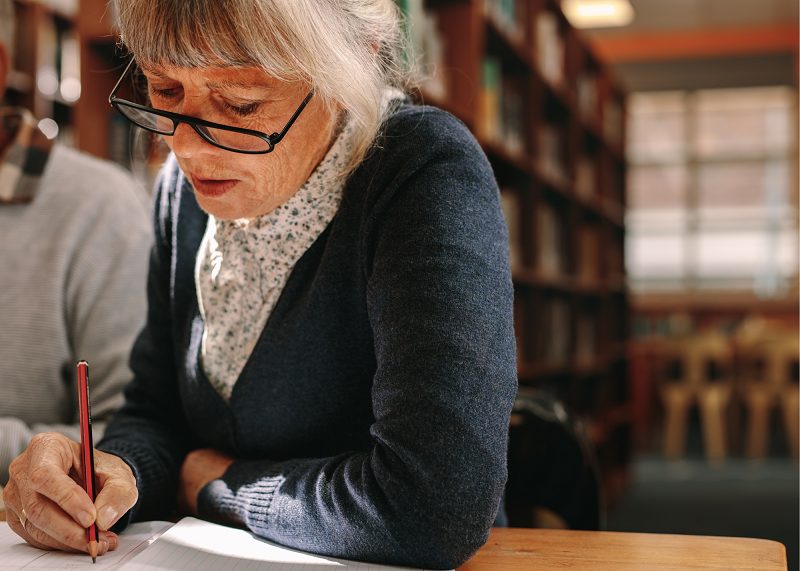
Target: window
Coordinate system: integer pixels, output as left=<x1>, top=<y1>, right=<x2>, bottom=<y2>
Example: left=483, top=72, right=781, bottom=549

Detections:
left=626, top=86, right=798, bottom=296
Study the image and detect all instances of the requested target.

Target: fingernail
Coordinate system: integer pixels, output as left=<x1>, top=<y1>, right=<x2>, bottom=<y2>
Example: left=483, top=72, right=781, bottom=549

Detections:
left=77, top=510, right=94, bottom=528
left=101, top=532, right=119, bottom=550
left=99, top=540, right=110, bottom=556
left=98, top=506, right=118, bottom=530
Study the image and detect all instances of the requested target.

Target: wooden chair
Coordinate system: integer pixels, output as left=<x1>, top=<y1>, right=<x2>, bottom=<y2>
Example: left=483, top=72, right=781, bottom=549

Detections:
left=659, top=333, right=734, bottom=463
left=737, top=332, right=799, bottom=459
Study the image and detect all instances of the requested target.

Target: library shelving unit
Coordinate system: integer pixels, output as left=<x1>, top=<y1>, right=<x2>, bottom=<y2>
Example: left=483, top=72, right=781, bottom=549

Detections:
left=7, top=0, right=82, bottom=144
left=7, top=0, right=140, bottom=167
left=400, top=0, right=631, bottom=508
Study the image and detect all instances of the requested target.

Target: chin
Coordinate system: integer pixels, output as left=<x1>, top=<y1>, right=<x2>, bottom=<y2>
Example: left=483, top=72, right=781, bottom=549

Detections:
left=194, top=195, right=246, bottom=220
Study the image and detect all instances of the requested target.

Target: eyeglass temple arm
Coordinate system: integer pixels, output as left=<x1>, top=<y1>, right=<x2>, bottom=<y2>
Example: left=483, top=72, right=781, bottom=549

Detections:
left=108, top=58, right=137, bottom=105
left=269, top=91, right=314, bottom=145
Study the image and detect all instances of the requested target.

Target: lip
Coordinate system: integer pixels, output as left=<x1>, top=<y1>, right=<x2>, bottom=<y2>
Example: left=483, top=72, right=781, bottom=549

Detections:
left=189, top=175, right=239, bottom=198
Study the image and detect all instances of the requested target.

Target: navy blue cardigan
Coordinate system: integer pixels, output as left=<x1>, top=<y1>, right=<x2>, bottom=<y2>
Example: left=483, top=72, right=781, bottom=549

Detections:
left=99, top=104, right=517, bottom=569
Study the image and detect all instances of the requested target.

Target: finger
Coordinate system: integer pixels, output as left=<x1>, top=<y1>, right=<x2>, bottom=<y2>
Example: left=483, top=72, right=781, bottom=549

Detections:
left=20, top=493, right=99, bottom=553
left=26, top=435, right=97, bottom=527
left=94, top=453, right=138, bottom=531
left=5, top=506, right=77, bottom=553
left=94, top=478, right=137, bottom=530
left=2, top=478, right=21, bottom=516
left=100, top=530, right=119, bottom=551
left=4, top=436, right=109, bottom=556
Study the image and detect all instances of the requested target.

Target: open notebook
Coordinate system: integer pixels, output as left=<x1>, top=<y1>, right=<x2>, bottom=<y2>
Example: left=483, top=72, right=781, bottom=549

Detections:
left=0, top=517, right=446, bottom=570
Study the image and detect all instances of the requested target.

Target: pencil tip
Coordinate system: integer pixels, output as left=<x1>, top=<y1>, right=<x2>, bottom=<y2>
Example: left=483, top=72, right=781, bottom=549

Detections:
left=88, top=540, right=98, bottom=562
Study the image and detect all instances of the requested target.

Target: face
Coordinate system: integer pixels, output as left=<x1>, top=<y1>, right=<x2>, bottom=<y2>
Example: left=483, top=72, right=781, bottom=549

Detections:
left=142, top=64, right=337, bottom=219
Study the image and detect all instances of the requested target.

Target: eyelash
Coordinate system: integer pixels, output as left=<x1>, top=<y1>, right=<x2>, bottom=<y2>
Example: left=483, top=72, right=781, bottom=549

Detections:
left=223, top=101, right=261, bottom=117
left=150, top=87, right=261, bottom=117
left=150, top=87, right=178, bottom=100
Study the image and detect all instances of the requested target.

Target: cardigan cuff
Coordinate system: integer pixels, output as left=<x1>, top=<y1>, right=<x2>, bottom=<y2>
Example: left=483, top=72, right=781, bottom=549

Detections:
left=197, top=459, right=294, bottom=532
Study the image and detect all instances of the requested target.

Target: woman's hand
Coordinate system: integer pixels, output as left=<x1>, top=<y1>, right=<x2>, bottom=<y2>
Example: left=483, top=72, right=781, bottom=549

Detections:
left=2, top=432, right=138, bottom=555
left=177, top=448, right=234, bottom=515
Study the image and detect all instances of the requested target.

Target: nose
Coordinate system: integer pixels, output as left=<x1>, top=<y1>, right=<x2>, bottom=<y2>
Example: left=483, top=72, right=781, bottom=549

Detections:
left=169, top=121, right=217, bottom=160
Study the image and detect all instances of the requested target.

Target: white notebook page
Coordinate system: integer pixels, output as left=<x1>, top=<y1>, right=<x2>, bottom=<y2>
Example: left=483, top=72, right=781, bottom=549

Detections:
left=122, top=517, right=445, bottom=571
left=0, top=520, right=172, bottom=570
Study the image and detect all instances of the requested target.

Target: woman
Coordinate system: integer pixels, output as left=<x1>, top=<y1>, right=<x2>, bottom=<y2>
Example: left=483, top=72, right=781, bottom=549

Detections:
left=3, top=1, right=516, bottom=568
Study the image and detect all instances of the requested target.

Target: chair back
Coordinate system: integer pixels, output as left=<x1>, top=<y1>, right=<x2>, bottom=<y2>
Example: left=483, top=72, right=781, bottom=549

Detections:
left=506, top=390, right=603, bottom=531
left=661, top=333, right=733, bottom=388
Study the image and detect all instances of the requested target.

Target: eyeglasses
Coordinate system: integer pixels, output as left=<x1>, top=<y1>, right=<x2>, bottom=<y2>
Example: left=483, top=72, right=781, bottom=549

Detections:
left=108, top=58, right=313, bottom=154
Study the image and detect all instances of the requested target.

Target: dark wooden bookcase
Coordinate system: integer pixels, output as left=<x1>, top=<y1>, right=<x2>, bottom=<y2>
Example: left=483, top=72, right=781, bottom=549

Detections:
left=7, top=0, right=147, bottom=169
left=413, top=0, right=632, bottom=507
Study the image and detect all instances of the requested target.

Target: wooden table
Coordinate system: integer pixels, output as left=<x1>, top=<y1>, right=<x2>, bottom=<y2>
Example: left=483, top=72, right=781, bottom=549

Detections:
left=0, top=499, right=787, bottom=571
left=460, top=528, right=787, bottom=570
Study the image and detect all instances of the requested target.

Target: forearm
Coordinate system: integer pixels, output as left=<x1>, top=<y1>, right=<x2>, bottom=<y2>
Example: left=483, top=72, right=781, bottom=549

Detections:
left=0, top=418, right=33, bottom=485
left=198, top=447, right=504, bottom=569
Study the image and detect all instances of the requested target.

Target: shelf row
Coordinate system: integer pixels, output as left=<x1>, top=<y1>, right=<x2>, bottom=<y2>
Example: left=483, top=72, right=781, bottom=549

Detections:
left=404, top=0, right=627, bottom=161
left=503, top=193, right=626, bottom=285
left=483, top=139, right=626, bottom=227
left=514, top=288, right=628, bottom=377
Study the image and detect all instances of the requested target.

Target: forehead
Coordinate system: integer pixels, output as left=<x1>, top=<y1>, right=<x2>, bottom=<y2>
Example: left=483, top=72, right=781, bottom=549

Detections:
left=140, top=63, right=280, bottom=90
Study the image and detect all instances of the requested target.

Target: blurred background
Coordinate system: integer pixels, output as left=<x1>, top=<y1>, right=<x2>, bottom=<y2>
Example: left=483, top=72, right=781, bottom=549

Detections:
left=5, top=0, right=798, bottom=568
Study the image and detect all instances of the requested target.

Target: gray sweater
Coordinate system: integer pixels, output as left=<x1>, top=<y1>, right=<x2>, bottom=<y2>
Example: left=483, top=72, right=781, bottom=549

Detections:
left=0, top=144, right=151, bottom=483
left=99, top=105, right=517, bottom=569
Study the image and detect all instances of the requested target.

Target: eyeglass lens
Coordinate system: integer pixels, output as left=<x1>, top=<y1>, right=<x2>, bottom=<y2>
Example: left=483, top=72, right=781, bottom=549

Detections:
left=115, top=103, right=271, bottom=152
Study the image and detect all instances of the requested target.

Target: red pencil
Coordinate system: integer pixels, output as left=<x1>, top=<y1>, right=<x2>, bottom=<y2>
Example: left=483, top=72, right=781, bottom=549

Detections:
left=77, top=360, right=99, bottom=563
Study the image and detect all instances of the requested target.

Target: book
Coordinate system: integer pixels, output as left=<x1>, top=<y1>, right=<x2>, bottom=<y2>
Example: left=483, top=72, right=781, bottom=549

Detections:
left=500, top=189, right=522, bottom=270
left=479, top=57, right=501, bottom=142
left=395, top=0, right=447, bottom=100
left=578, top=226, right=600, bottom=285
left=575, top=155, right=596, bottom=198
left=536, top=201, right=565, bottom=276
left=483, top=0, right=523, bottom=43
left=535, top=11, right=564, bottom=87
left=0, top=518, right=445, bottom=570
left=536, top=125, right=567, bottom=184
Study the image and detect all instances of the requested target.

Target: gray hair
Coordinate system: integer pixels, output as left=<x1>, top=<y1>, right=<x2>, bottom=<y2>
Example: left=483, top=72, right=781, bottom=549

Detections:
left=0, top=0, right=13, bottom=63
left=113, top=0, right=413, bottom=180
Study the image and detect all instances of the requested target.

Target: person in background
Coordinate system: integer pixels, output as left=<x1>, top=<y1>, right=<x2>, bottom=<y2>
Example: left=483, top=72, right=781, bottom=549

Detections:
left=4, top=1, right=517, bottom=568
left=0, top=0, right=150, bottom=483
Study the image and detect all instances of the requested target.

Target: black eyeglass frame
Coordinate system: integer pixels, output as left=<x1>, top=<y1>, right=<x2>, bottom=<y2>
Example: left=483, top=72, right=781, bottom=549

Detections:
left=107, top=58, right=314, bottom=154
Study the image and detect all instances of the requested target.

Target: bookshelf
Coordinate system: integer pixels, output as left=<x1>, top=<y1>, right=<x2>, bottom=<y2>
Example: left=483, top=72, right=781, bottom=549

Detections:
left=9, top=0, right=630, bottom=511
left=6, top=1, right=81, bottom=145
left=400, top=0, right=631, bottom=509
left=6, top=0, right=146, bottom=171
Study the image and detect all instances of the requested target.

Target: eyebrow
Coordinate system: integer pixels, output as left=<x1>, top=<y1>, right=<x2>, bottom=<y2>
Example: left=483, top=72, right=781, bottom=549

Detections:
left=138, top=64, right=167, bottom=78
left=206, top=79, right=272, bottom=91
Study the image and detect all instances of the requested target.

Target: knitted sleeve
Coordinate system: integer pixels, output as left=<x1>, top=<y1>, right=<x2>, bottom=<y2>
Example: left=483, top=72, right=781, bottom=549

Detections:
left=98, top=160, right=196, bottom=523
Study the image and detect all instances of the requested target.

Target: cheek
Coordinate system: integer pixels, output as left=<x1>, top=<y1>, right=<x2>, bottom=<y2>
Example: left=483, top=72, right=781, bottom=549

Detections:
left=238, top=155, right=272, bottom=184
